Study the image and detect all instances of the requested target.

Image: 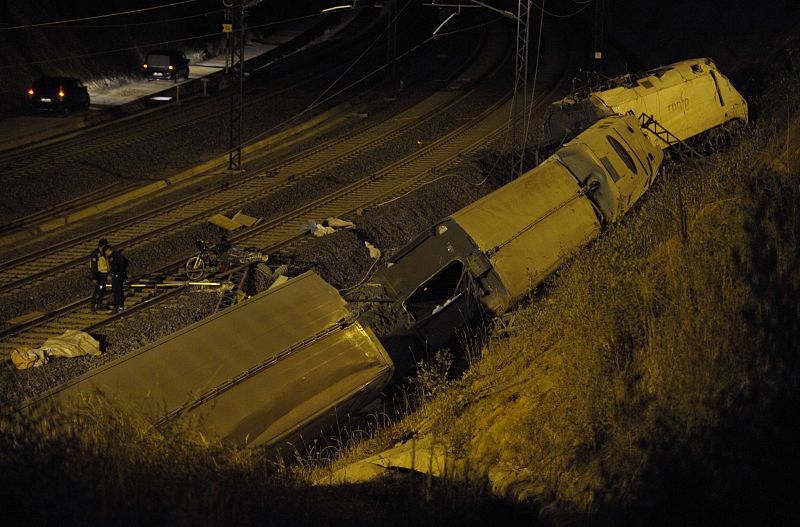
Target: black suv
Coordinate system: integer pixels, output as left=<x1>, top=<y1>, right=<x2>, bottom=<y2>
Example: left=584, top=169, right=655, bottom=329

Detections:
left=27, top=77, right=91, bottom=115
left=143, top=50, right=190, bottom=80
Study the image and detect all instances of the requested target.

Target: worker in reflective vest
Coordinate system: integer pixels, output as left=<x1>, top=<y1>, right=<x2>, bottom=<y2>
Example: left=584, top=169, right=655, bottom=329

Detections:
left=89, top=238, right=109, bottom=313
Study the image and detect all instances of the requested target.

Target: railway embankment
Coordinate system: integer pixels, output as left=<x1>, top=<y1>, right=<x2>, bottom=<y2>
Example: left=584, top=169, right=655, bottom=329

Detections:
left=315, top=71, right=800, bottom=524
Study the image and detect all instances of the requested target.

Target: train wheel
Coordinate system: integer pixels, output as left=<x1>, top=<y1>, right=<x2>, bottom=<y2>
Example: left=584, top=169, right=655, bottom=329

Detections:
left=185, top=256, right=205, bottom=280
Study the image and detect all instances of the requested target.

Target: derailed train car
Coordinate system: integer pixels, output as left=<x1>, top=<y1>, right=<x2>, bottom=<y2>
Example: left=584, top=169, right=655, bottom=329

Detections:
left=24, top=272, right=394, bottom=452
left=377, top=114, right=663, bottom=346
left=544, top=58, right=748, bottom=148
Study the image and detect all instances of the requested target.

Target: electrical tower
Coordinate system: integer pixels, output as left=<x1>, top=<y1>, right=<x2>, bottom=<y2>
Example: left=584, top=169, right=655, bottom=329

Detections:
left=511, top=0, right=531, bottom=180
left=423, top=1, right=532, bottom=180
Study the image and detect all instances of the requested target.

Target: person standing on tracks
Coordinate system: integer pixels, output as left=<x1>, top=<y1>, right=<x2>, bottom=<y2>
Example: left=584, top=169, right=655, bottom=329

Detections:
left=105, top=244, right=128, bottom=313
left=89, top=238, right=109, bottom=313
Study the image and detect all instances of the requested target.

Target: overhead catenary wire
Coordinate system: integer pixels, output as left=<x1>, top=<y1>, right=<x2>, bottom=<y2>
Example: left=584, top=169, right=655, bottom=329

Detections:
left=241, top=0, right=416, bottom=148
left=10, top=9, right=225, bottom=30
left=241, top=8, right=503, bottom=150
left=532, top=0, right=592, bottom=19
left=0, top=0, right=203, bottom=31
left=297, top=0, right=416, bottom=120
left=524, top=0, right=546, bottom=142
left=302, top=2, right=410, bottom=114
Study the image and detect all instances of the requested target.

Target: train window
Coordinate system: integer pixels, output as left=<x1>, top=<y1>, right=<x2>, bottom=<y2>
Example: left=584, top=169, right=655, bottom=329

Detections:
left=607, top=135, right=638, bottom=174
left=405, top=260, right=465, bottom=320
left=691, top=63, right=703, bottom=73
left=638, top=80, right=653, bottom=88
left=600, top=157, right=621, bottom=182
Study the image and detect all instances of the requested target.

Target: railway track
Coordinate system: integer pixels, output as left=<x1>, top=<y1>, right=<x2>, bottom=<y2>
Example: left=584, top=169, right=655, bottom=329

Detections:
left=0, top=16, right=582, bottom=370
left=0, top=18, right=507, bottom=296
left=0, top=72, right=495, bottom=296
left=0, top=69, right=354, bottom=240
left=0, top=89, right=518, bottom=355
left=0, top=8, right=430, bottom=235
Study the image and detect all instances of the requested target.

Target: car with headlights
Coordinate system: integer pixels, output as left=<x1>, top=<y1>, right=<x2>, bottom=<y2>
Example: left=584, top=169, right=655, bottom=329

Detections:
left=27, top=76, right=90, bottom=115
left=143, top=49, right=190, bottom=80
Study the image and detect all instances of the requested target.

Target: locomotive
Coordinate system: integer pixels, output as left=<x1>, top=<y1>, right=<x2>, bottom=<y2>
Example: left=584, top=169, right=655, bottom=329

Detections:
left=543, top=58, right=748, bottom=149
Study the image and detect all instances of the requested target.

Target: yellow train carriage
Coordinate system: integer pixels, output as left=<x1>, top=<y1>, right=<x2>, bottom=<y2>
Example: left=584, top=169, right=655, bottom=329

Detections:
left=545, top=58, right=748, bottom=148
left=25, top=272, right=394, bottom=452
left=378, top=115, right=663, bottom=346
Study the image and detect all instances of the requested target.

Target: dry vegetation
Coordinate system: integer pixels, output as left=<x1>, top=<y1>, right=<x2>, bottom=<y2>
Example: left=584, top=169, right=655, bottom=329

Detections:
left=2, top=71, right=800, bottom=526
left=314, top=71, right=800, bottom=524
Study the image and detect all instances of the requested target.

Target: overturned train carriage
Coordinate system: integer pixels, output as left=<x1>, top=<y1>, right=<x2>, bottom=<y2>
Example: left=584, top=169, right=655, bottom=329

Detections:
left=25, top=271, right=394, bottom=452
left=544, top=58, right=748, bottom=148
left=378, top=115, right=663, bottom=346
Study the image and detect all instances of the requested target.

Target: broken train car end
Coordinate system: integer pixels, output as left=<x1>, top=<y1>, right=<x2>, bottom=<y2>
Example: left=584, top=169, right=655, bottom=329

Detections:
left=23, top=271, right=394, bottom=455
left=376, top=114, right=664, bottom=347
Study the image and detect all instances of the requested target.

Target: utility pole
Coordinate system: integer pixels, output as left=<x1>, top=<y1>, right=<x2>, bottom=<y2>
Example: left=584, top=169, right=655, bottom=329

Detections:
left=226, top=0, right=245, bottom=172
left=511, top=0, right=531, bottom=180
left=424, top=1, right=532, bottom=179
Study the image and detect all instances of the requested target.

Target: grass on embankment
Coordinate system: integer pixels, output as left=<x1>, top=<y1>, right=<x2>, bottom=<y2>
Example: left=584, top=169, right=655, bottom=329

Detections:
left=325, top=78, right=800, bottom=524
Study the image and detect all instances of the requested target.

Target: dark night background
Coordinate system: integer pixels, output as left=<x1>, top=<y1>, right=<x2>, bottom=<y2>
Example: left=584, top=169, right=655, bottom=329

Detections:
left=1, top=1, right=799, bottom=526
left=2, top=0, right=798, bottom=109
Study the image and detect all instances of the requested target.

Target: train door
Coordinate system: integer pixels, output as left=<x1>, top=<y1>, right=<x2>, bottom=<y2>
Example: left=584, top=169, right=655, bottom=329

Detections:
left=709, top=69, right=726, bottom=107
left=684, top=62, right=724, bottom=138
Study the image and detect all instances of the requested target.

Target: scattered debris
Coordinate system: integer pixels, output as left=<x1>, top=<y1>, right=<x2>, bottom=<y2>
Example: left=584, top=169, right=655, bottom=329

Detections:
left=208, top=210, right=261, bottom=231
left=223, top=247, right=269, bottom=265
left=11, top=330, right=101, bottom=370
left=189, top=281, right=233, bottom=290
left=253, top=263, right=290, bottom=293
left=254, top=262, right=273, bottom=280
left=299, top=217, right=356, bottom=237
left=364, top=241, right=381, bottom=259
left=269, top=275, right=289, bottom=289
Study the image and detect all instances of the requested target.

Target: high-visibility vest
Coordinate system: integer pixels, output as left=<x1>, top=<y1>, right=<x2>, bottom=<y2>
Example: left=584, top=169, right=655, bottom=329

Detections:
left=97, top=254, right=109, bottom=273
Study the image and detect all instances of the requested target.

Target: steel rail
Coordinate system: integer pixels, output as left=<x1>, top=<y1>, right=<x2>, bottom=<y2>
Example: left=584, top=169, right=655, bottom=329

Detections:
left=0, top=86, right=488, bottom=295
left=0, top=18, right=523, bottom=356
left=0, top=77, right=560, bottom=355
left=0, top=27, right=506, bottom=296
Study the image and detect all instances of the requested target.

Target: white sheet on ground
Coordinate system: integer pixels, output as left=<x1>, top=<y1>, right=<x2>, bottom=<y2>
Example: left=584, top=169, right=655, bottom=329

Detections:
left=11, top=330, right=101, bottom=370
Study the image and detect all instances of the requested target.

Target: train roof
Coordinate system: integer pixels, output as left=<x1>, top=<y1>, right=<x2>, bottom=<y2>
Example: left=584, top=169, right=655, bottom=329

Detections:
left=451, top=157, right=600, bottom=302
left=451, top=159, right=595, bottom=252
left=26, top=271, right=394, bottom=449
left=594, top=58, right=719, bottom=107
